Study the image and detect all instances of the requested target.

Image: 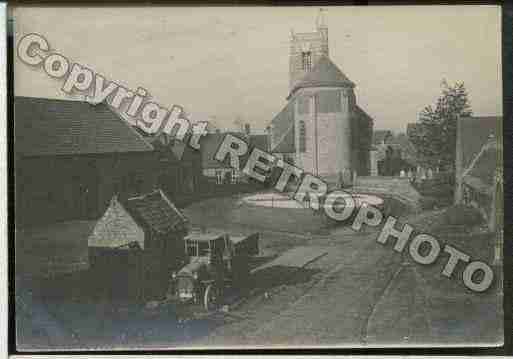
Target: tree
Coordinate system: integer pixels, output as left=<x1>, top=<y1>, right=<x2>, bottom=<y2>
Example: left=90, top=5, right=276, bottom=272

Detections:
left=409, top=80, right=472, bottom=170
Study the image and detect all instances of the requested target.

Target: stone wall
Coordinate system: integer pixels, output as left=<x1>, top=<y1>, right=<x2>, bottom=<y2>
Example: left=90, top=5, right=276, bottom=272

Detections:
left=293, top=86, right=352, bottom=177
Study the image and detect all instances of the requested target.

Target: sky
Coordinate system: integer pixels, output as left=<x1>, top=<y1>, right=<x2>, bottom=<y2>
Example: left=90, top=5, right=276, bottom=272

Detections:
left=13, top=5, right=502, bottom=132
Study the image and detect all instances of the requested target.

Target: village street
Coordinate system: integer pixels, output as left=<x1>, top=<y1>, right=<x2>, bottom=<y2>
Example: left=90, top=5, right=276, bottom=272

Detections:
left=150, top=194, right=502, bottom=348
left=182, top=230, right=500, bottom=348
left=15, top=193, right=502, bottom=350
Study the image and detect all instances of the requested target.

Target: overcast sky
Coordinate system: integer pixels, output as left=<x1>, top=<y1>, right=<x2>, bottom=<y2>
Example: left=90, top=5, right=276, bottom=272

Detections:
left=13, top=5, right=502, bottom=132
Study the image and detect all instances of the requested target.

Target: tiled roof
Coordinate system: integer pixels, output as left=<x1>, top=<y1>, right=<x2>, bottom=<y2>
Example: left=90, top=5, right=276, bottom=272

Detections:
left=200, top=132, right=249, bottom=169
left=458, top=116, right=500, bottom=171
left=271, top=101, right=295, bottom=153
left=124, top=190, right=188, bottom=234
left=134, top=129, right=201, bottom=163
left=15, top=96, right=153, bottom=156
left=288, top=56, right=355, bottom=98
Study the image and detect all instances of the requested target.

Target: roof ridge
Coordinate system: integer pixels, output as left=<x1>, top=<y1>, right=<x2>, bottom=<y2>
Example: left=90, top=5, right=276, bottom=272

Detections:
left=105, top=105, right=154, bottom=151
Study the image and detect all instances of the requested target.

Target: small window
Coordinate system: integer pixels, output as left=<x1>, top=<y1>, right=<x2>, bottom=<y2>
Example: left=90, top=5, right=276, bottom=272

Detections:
left=299, top=120, right=306, bottom=153
left=297, top=96, right=310, bottom=115
left=302, top=51, right=312, bottom=71
left=215, top=170, right=223, bottom=185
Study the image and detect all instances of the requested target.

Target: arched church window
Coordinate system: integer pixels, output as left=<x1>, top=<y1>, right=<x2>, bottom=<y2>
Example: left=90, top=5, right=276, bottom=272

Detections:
left=299, top=120, right=306, bottom=152
left=302, top=51, right=312, bottom=71
left=297, top=96, right=310, bottom=114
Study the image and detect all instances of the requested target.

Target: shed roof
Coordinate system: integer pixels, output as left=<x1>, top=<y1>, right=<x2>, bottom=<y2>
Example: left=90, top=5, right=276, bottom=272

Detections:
left=124, top=190, right=188, bottom=234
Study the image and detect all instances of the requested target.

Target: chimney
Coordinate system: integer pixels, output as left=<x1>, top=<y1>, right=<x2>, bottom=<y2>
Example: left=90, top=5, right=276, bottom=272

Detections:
left=244, top=123, right=251, bottom=135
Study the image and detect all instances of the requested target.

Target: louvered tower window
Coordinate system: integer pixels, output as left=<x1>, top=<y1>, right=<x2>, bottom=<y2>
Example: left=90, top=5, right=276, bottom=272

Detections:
left=302, top=51, right=312, bottom=71
left=299, top=120, right=306, bottom=152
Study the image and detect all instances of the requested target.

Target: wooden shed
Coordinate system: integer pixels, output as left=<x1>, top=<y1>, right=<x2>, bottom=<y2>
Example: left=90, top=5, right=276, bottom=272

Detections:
left=87, top=189, right=189, bottom=302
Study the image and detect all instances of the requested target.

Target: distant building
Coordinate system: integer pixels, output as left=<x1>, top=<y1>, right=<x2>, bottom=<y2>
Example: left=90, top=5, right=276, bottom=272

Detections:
left=370, top=130, right=416, bottom=176
left=269, top=12, right=373, bottom=183
left=15, top=96, right=158, bottom=227
left=454, top=116, right=502, bottom=232
left=372, top=130, right=393, bottom=146
left=200, top=132, right=269, bottom=185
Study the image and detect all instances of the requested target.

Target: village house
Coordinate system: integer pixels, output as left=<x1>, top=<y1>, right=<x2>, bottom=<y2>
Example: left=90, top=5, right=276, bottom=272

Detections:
left=269, top=13, right=374, bottom=184
left=454, top=116, right=502, bottom=232
left=15, top=96, right=159, bottom=277
left=88, top=190, right=188, bottom=301
left=370, top=130, right=417, bottom=176
left=200, top=131, right=270, bottom=186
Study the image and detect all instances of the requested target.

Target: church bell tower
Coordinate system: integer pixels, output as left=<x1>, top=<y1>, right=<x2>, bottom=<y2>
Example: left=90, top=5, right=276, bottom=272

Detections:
left=289, top=9, right=329, bottom=91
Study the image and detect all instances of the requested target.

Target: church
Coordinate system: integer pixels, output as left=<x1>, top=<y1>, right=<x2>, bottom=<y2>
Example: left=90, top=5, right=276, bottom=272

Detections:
left=269, top=11, right=374, bottom=184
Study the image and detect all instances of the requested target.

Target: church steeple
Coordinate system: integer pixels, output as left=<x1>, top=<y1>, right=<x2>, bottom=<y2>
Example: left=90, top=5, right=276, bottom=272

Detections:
left=289, top=9, right=330, bottom=91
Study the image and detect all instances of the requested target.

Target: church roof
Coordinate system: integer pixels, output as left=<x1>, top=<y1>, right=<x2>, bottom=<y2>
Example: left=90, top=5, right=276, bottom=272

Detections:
left=272, top=124, right=295, bottom=154
left=288, top=56, right=355, bottom=99
left=270, top=101, right=295, bottom=153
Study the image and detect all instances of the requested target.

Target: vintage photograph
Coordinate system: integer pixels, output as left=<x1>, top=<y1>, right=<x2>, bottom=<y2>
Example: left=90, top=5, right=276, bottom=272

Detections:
left=11, top=5, right=503, bottom=350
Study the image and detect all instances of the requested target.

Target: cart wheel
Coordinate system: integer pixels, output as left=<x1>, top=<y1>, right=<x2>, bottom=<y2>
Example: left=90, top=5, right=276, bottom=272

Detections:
left=204, top=284, right=218, bottom=311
